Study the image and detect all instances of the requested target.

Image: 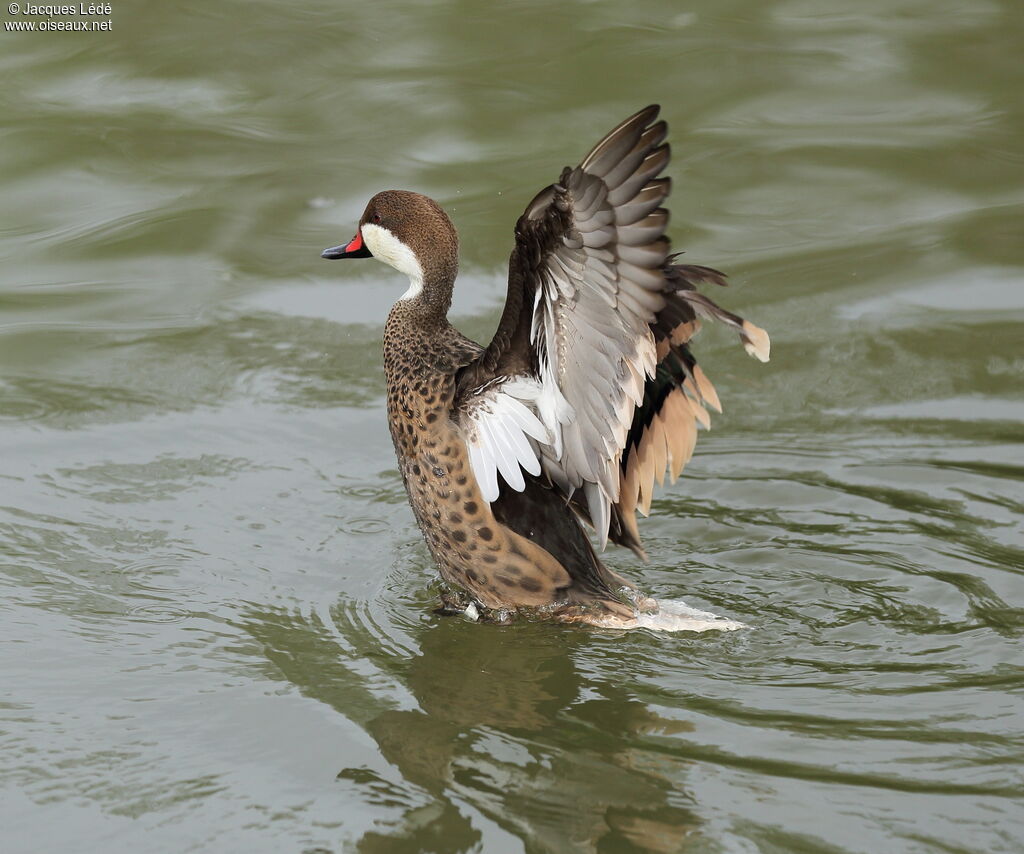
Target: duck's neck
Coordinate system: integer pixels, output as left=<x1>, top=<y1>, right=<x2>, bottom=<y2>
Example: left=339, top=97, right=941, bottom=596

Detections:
left=384, top=262, right=459, bottom=380
left=395, top=251, right=457, bottom=325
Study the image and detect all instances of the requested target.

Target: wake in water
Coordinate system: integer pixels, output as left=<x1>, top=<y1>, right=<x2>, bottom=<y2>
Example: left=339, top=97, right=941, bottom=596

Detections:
left=586, top=597, right=747, bottom=633
left=457, top=590, right=747, bottom=633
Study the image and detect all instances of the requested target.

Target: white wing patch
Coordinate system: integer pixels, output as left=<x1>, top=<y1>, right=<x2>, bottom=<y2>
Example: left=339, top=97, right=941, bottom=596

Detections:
left=463, top=377, right=552, bottom=502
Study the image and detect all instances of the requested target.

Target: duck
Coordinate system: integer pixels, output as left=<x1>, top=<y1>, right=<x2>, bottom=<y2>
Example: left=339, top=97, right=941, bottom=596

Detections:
left=321, top=105, right=769, bottom=626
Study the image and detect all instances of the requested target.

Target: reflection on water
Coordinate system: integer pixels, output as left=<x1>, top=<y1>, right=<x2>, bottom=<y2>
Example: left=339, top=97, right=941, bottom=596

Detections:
left=2, top=0, right=1023, bottom=851
left=242, top=605, right=703, bottom=852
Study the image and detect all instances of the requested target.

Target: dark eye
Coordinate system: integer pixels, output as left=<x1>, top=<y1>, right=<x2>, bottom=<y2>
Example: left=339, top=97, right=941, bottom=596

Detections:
left=371, top=213, right=382, bottom=224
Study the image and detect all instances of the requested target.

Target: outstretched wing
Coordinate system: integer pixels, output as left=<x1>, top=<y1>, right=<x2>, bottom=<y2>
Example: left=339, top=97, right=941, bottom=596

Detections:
left=455, top=105, right=769, bottom=549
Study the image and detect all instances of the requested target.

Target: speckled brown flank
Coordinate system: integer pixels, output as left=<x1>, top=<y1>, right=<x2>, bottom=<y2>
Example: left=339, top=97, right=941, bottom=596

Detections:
left=383, top=294, right=581, bottom=611
left=384, top=308, right=640, bottom=617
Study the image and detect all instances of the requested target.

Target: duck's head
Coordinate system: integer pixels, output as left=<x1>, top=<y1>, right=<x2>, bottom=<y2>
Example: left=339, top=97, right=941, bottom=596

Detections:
left=321, top=190, right=458, bottom=302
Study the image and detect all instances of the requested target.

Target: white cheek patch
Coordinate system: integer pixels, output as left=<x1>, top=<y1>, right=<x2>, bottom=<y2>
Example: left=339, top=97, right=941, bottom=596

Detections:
left=361, top=223, right=424, bottom=301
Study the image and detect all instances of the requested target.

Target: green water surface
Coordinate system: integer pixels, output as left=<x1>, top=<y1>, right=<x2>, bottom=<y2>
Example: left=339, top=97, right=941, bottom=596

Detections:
left=2, top=1, right=1022, bottom=852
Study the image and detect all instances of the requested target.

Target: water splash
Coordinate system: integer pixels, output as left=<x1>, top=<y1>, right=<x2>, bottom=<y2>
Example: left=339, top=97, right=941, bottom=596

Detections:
left=588, top=598, right=748, bottom=633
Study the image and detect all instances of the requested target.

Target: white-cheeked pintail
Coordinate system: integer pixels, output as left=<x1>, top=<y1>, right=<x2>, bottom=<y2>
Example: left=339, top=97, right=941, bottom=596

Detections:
left=321, top=105, right=770, bottom=626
